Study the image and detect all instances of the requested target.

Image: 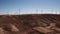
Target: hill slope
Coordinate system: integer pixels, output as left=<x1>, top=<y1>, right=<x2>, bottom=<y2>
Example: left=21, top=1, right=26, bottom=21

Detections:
left=0, top=14, right=60, bottom=34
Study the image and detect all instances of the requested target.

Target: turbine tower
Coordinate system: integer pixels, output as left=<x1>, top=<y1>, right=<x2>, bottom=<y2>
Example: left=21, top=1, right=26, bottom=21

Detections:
left=36, top=9, right=38, bottom=14
left=19, top=8, right=20, bottom=15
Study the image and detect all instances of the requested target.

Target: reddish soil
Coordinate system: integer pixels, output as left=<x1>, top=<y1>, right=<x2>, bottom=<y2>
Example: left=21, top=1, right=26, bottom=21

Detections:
left=0, top=14, right=60, bottom=34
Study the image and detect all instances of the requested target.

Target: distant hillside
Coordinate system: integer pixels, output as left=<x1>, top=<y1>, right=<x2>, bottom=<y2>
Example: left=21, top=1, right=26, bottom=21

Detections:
left=0, top=14, right=60, bottom=34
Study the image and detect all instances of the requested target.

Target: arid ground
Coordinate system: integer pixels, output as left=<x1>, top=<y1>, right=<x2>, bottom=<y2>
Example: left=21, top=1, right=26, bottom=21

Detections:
left=0, top=14, right=60, bottom=34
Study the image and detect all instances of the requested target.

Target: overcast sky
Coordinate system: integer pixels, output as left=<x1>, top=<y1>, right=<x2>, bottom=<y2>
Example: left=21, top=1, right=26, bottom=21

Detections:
left=0, top=0, right=60, bottom=14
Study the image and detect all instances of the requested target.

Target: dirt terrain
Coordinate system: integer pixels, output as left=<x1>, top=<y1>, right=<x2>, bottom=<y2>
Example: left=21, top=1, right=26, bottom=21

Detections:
left=0, top=14, right=60, bottom=34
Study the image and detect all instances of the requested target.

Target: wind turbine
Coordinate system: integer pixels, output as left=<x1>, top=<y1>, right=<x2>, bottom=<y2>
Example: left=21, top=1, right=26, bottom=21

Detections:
left=19, top=8, right=20, bottom=15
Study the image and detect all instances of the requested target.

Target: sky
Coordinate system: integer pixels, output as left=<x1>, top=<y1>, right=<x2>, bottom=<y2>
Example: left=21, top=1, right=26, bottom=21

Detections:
left=0, top=0, right=60, bottom=14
